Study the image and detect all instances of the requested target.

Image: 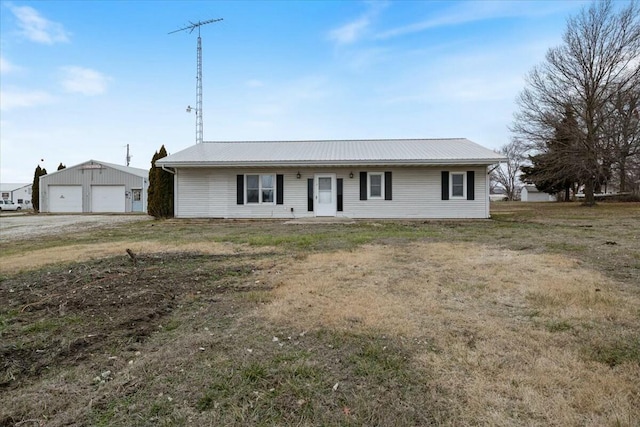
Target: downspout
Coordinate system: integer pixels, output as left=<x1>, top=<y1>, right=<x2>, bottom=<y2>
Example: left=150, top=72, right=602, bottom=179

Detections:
left=160, top=166, right=177, bottom=217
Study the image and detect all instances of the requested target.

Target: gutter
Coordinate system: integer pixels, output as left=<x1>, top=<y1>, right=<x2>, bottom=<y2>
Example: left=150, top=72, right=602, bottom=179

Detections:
left=161, top=166, right=176, bottom=174
left=156, top=158, right=508, bottom=168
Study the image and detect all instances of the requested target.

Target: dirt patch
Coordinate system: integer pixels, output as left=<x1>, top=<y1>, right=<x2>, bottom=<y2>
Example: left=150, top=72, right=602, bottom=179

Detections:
left=0, top=241, right=245, bottom=273
left=0, top=252, right=259, bottom=393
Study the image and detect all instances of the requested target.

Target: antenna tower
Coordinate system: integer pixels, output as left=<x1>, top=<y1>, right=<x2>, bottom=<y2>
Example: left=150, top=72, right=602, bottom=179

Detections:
left=169, top=18, right=223, bottom=144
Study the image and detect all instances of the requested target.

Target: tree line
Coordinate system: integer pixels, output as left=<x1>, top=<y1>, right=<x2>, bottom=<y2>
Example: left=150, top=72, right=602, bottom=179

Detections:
left=493, top=0, right=639, bottom=205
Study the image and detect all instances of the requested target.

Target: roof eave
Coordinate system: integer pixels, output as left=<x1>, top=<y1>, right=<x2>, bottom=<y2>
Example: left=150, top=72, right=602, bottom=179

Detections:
left=157, top=158, right=506, bottom=168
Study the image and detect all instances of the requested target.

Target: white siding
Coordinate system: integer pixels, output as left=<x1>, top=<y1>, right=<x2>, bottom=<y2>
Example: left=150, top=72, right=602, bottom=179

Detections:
left=227, top=170, right=306, bottom=219
left=175, top=166, right=490, bottom=219
left=522, top=187, right=553, bottom=202
left=174, top=169, right=233, bottom=218
left=340, top=167, right=487, bottom=219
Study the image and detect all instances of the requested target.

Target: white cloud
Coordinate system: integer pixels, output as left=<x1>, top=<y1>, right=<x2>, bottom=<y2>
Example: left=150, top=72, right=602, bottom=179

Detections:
left=376, top=1, right=583, bottom=40
left=0, top=88, right=55, bottom=111
left=8, top=4, right=70, bottom=44
left=328, top=16, right=371, bottom=45
left=0, top=56, right=21, bottom=74
left=59, top=66, right=110, bottom=95
left=327, top=2, right=388, bottom=45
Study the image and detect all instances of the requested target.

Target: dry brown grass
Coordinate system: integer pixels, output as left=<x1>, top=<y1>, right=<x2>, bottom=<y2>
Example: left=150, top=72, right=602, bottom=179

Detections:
left=2, top=204, right=638, bottom=426
left=259, top=242, right=640, bottom=426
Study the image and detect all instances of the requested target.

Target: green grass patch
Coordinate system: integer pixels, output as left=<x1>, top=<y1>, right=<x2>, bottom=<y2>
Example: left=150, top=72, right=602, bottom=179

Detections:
left=193, top=330, right=441, bottom=425
left=21, top=315, right=82, bottom=335
left=545, top=320, right=574, bottom=333
left=584, top=335, right=640, bottom=367
left=546, top=242, right=588, bottom=252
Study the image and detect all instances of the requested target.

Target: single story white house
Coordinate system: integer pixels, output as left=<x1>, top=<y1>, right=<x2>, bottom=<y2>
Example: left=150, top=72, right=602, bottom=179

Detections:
left=157, top=139, right=506, bottom=219
left=521, top=185, right=555, bottom=202
left=39, top=160, right=149, bottom=213
left=1, top=183, right=32, bottom=208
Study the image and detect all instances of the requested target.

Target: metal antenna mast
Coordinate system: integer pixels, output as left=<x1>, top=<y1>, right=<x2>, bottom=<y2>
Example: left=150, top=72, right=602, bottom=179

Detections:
left=169, top=18, right=223, bottom=144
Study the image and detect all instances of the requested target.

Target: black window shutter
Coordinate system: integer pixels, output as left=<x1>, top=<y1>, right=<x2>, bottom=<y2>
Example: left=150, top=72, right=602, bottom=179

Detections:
left=337, top=178, right=343, bottom=211
left=276, top=174, right=284, bottom=205
left=237, top=175, right=244, bottom=205
left=360, top=172, right=367, bottom=200
left=384, top=172, right=392, bottom=200
left=441, top=171, right=449, bottom=200
left=307, top=179, right=314, bottom=212
left=467, top=171, right=475, bottom=200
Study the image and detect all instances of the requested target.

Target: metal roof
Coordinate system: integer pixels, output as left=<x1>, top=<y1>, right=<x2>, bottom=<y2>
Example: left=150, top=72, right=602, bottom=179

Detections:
left=157, top=139, right=505, bottom=168
left=0, top=183, right=30, bottom=192
left=43, top=160, right=148, bottom=179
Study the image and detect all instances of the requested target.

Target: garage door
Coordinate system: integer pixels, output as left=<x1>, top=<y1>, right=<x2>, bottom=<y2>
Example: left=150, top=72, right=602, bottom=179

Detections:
left=49, top=185, right=83, bottom=213
left=91, top=185, right=125, bottom=212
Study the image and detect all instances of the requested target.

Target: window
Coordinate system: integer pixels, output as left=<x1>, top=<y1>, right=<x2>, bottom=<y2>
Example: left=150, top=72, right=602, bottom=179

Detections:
left=246, top=174, right=275, bottom=204
left=261, top=175, right=274, bottom=203
left=17, top=199, right=23, bottom=204
left=1, top=192, right=8, bottom=199
left=450, top=172, right=465, bottom=198
left=368, top=172, right=384, bottom=199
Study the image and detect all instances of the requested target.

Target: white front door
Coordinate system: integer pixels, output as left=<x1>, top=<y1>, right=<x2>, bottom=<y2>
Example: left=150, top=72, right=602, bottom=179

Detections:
left=315, top=174, right=336, bottom=217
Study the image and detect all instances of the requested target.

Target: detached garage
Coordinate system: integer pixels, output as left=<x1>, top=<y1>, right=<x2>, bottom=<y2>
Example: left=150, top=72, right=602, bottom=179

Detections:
left=39, top=160, right=148, bottom=213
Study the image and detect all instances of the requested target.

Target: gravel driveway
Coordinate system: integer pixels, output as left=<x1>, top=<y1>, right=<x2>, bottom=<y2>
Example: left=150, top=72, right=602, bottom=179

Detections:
left=0, top=213, right=152, bottom=241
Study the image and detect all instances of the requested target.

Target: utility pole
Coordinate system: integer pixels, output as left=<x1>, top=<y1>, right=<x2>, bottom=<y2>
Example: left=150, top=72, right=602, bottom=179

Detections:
left=169, top=18, right=223, bottom=144
left=126, top=144, right=131, bottom=166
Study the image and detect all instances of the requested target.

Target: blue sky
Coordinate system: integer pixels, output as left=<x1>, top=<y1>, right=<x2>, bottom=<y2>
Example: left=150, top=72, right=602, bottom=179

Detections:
left=0, top=0, right=594, bottom=182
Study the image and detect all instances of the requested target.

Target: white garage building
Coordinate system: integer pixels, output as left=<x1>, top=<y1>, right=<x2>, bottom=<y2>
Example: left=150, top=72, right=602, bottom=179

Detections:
left=39, top=160, right=148, bottom=213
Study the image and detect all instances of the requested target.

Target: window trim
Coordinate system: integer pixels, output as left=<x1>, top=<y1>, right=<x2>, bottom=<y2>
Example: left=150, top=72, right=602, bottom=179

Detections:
left=245, top=174, right=276, bottom=204
left=367, top=172, right=384, bottom=199
left=450, top=172, right=466, bottom=199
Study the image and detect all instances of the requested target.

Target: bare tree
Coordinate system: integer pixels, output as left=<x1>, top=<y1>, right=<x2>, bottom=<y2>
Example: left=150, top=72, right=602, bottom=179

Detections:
left=512, top=0, right=640, bottom=206
left=491, top=139, right=527, bottom=200
left=605, top=80, right=640, bottom=192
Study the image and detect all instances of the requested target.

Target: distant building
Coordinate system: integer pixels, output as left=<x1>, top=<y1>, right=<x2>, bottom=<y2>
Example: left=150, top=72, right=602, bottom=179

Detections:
left=521, top=185, right=554, bottom=202
left=39, top=160, right=148, bottom=213
left=489, top=187, right=508, bottom=202
left=0, top=183, right=32, bottom=208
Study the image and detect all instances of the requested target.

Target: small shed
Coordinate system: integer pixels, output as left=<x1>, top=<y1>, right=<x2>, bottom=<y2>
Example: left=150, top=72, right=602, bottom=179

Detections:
left=1, top=183, right=32, bottom=208
left=521, top=185, right=554, bottom=202
left=39, top=160, right=148, bottom=213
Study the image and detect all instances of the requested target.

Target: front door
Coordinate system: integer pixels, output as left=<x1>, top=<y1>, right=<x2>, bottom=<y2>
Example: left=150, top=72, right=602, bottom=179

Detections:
left=315, top=174, right=336, bottom=217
